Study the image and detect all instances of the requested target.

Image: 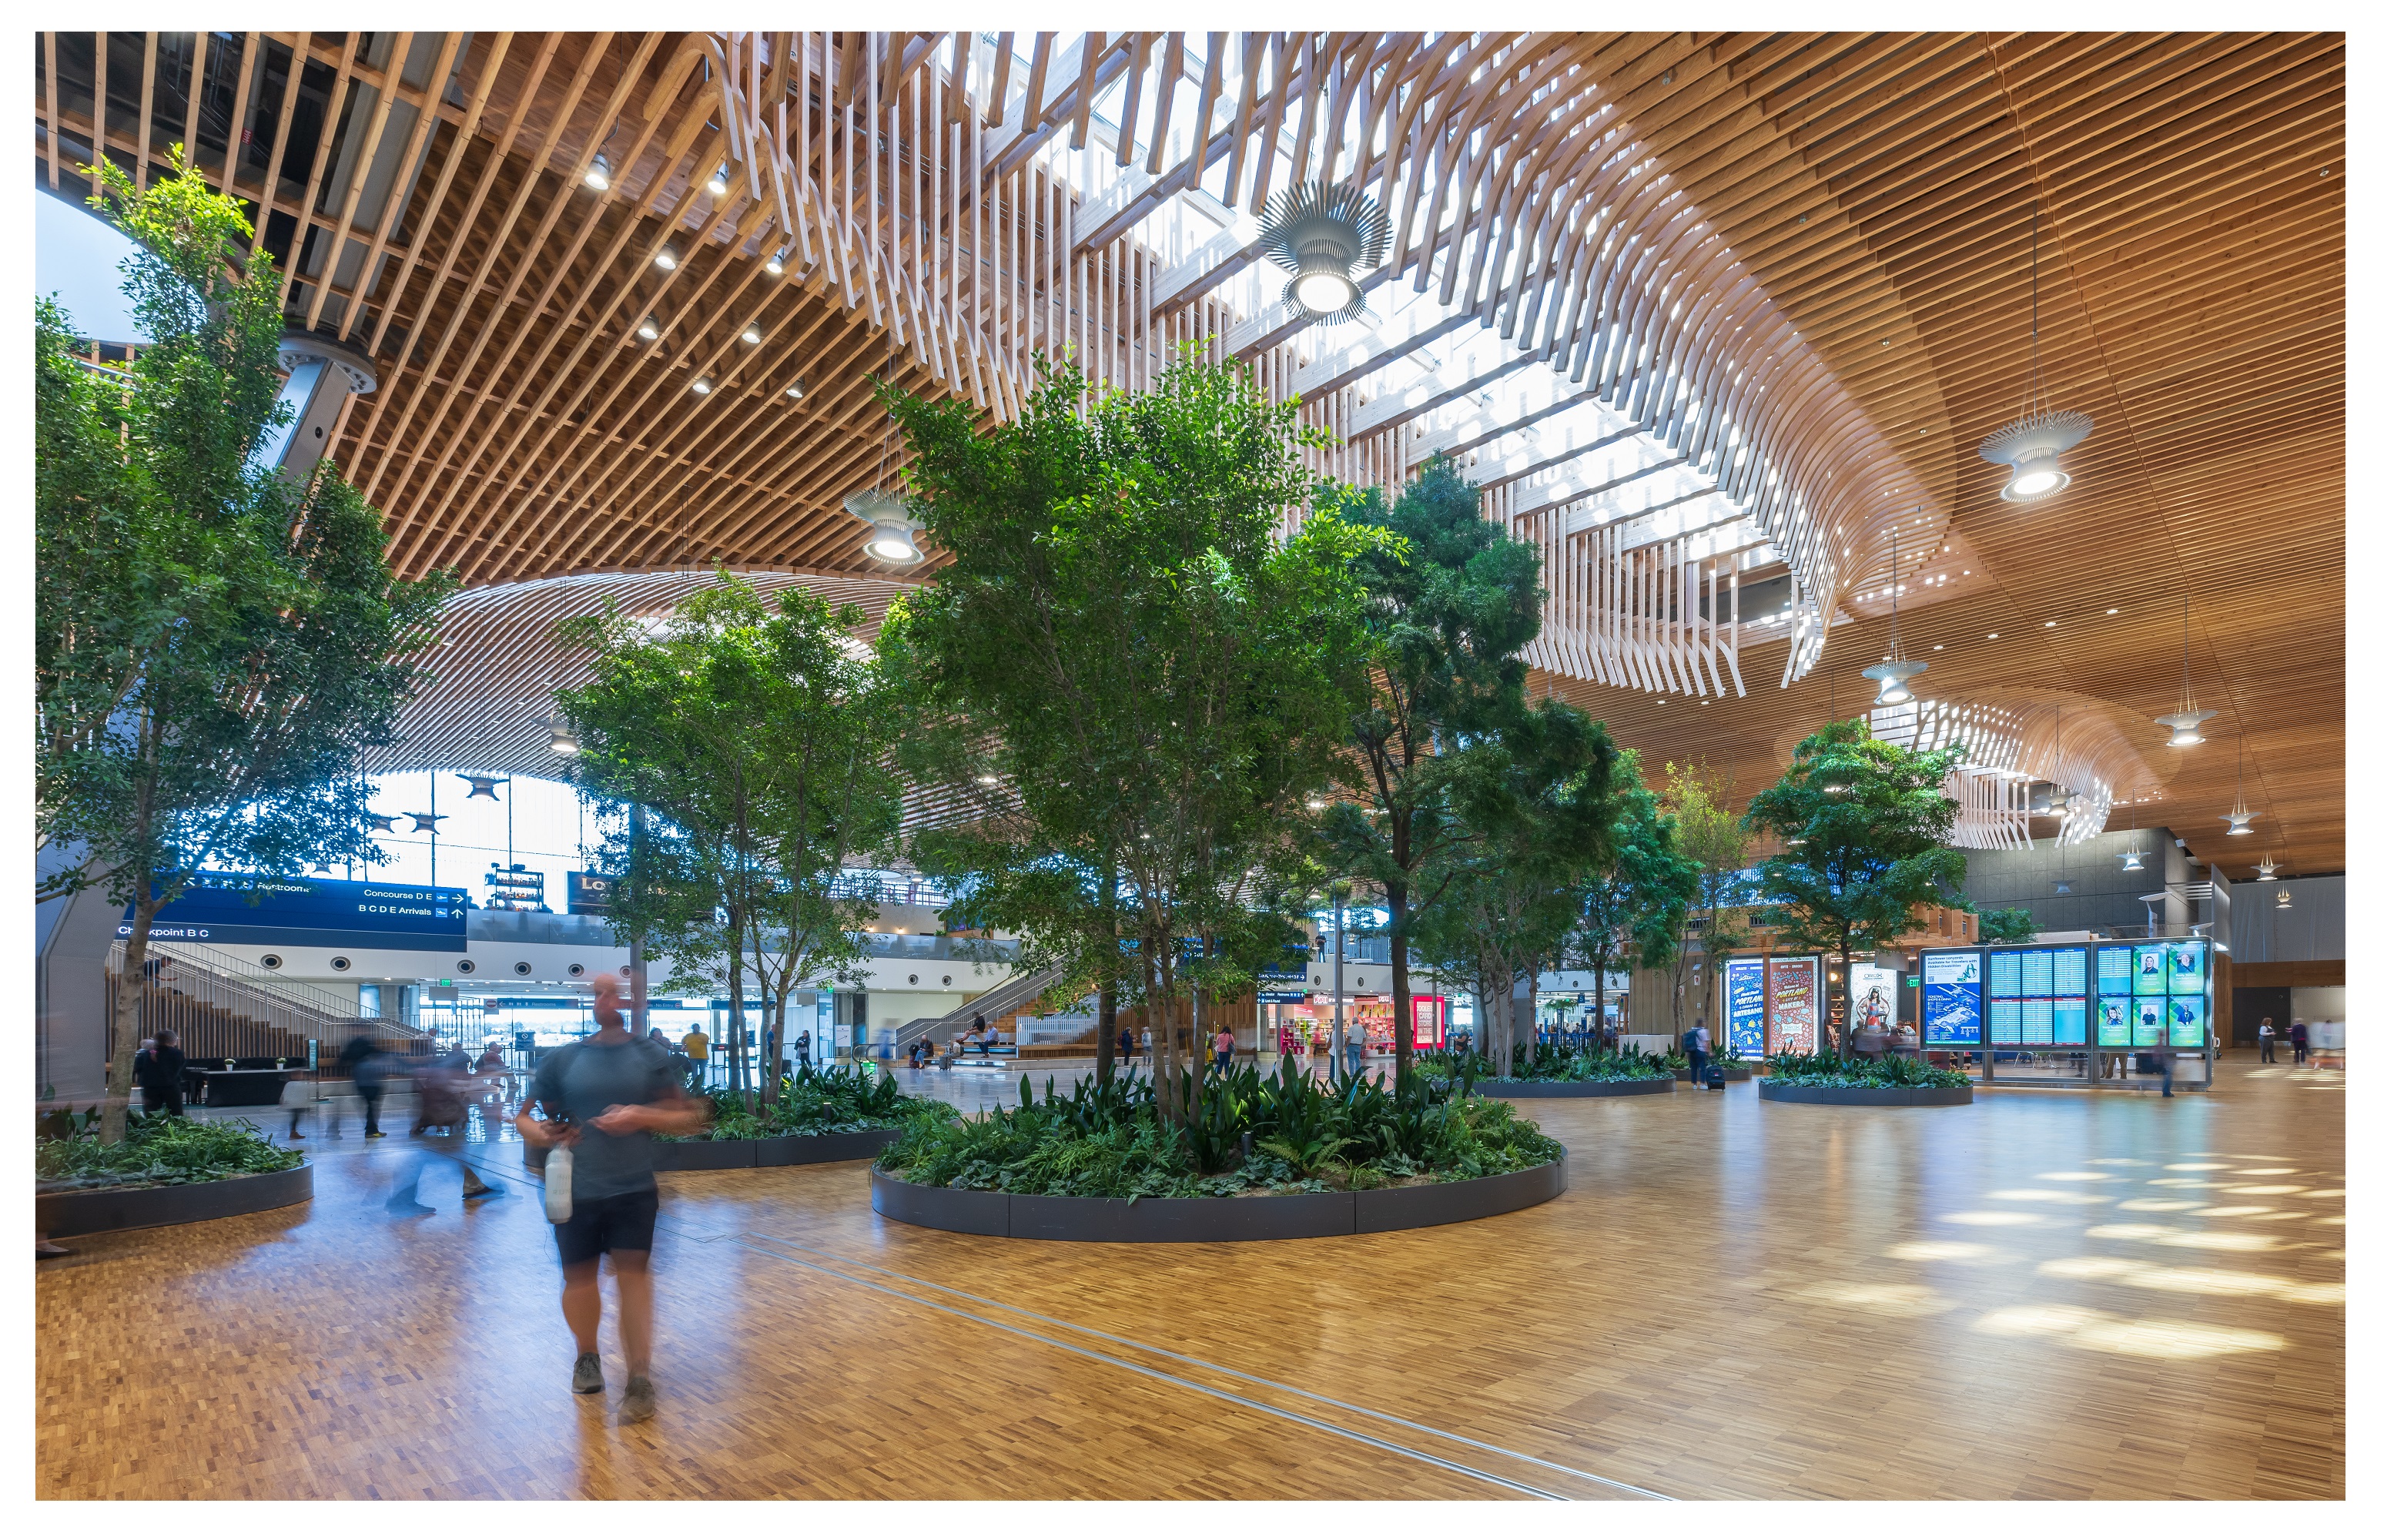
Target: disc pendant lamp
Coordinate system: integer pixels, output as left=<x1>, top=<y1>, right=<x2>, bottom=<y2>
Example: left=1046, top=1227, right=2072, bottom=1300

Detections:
left=2225, top=735, right=2261, bottom=835
left=2152, top=593, right=2215, bottom=747
left=1860, top=523, right=1927, bottom=705
left=1257, top=182, right=1391, bottom=323
left=1978, top=208, right=2092, bottom=502
left=845, top=338, right=924, bottom=564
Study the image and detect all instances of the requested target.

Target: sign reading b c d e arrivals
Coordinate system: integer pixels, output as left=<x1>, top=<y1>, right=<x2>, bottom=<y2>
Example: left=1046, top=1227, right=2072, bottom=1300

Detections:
left=121, top=873, right=468, bottom=952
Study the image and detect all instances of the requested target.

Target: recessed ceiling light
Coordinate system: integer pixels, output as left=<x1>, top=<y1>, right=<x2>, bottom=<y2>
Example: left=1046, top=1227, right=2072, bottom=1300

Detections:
left=2044, top=620, right=2057, bottom=628
left=1963, top=569, right=1970, bottom=574
left=1933, top=644, right=1944, bottom=650
left=2106, top=607, right=2119, bottom=614
left=1987, top=633, right=2000, bottom=639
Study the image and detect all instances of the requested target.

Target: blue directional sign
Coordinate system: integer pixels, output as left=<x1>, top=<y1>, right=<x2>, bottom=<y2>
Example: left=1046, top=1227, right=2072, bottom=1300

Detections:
left=122, top=873, right=469, bottom=952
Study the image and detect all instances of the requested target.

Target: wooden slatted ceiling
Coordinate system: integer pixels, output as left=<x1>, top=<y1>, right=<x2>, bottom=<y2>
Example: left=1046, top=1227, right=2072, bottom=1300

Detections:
left=32, top=32, right=2342, bottom=876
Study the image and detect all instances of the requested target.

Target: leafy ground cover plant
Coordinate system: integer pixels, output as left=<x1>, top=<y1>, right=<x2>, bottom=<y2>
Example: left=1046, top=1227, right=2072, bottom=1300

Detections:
left=668, top=1064, right=947, bottom=1140
left=1765, top=1050, right=1972, bottom=1090
left=1421, top=1045, right=1676, bottom=1084
left=876, top=1063, right=1560, bottom=1200
left=36, top=1109, right=304, bottom=1190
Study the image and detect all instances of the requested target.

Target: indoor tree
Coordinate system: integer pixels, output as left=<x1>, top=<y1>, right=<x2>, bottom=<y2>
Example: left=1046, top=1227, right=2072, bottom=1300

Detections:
left=558, top=576, right=899, bottom=1106
left=1319, top=457, right=1543, bottom=1087
left=1571, top=750, right=1701, bottom=1049
left=1743, top=718, right=1969, bottom=1055
left=1977, top=907, right=2037, bottom=943
left=1408, top=697, right=1617, bottom=1076
left=880, top=351, right=1378, bottom=1127
left=36, top=152, right=451, bottom=1142
left=1659, top=759, right=1755, bottom=1039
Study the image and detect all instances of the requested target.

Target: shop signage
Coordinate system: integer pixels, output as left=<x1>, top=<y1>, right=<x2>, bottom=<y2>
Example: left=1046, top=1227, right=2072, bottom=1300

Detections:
left=1922, top=949, right=1984, bottom=1046
left=120, top=872, right=467, bottom=952
left=1724, top=957, right=1766, bottom=1056
left=567, top=871, right=615, bottom=915
left=1768, top=956, right=1820, bottom=1053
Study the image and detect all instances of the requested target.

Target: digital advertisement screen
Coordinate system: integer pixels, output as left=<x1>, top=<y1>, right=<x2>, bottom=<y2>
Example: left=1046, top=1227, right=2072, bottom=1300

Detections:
left=2132, top=944, right=2168, bottom=996
left=122, top=873, right=469, bottom=952
left=1848, top=962, right=1900, bottom=1031
left=1769, top=957, right=1820, bottom=1054
left=2097, top=998, right=2132, bottom=1047
left=1922, top=950, right=1984, bottom=1045
left=2165, top=940, right=2208, bottom=995
left=1725, top=958, right=1766, bottom=1057
left=2054, top=999, right=2088, bottom=1044
left=2133, top=997, right=2167, bottom=1048
left=2167, top=996, right=2206, bottom=1047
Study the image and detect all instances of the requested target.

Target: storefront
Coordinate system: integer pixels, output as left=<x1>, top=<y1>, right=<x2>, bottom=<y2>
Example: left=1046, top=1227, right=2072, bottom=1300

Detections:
left=1261, top=993, right=1447, bottom=1054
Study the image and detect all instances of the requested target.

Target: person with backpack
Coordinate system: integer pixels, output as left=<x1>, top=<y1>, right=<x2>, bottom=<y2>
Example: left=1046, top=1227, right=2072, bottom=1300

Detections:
left=1686, top=1017, right=1712, bottom=1089
left=133, top=1029, right=186, bottom=1116
left=516, top=973, right=708, bottom=1424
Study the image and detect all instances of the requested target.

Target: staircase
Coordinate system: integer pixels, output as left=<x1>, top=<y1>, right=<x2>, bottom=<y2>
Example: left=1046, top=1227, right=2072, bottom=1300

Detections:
left=892, top=963, right=1070, bottom=1056
left=106, top=939, right=432, bottom=1063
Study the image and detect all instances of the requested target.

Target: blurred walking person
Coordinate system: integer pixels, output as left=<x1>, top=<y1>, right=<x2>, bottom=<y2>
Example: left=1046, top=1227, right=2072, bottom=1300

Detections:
left=2290, top=1018, right=2309, bottom=1065
left=517, top=973, right=708, bottom=1424
left=333, top=1033, right=390, bottom=1138
left=133, top=1029, right=185, bottom=1116
left=1686, top=1017, right=1712, bottom=1089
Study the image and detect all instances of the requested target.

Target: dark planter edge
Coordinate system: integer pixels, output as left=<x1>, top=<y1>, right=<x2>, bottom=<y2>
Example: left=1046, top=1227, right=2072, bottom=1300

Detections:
left=1758, top=1081, right=1972, bottom=1106
left=35, top=1161, right=313, bottom=1239
left=1674, top=1065, right=1754, bottom=1081
left=869, top=1151, right=1567, bottom=1243
left=654, top=1126, right=903, bottom=1170
left=1475, top=1077, right=1675, bottom=1098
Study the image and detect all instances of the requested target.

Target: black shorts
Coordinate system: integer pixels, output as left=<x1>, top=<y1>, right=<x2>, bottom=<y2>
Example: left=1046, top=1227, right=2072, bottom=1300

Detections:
left=553, top=1187, right=658, bottom=1265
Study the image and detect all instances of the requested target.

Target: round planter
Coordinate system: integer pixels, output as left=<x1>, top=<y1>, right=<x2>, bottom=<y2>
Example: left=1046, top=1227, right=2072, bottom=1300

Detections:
left=35, top=1162, right=313, bottom=1239
left=652, top=1127, right=902, bottom=1171
left=1759, top=1081, right=1973, bottom=1106
left=1674, top=1065, right=1753, bottom=1083
left=1473, top=1077, right=1674, bottom=1098
left=871, top=1152, right=1566, bottom=1243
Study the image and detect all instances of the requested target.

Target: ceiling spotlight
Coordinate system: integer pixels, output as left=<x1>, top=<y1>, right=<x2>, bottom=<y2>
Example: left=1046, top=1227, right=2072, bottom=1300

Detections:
left=1987, top=632, right=2000, bottom=640
left=654, top=243, right=681, bottom=271
left=975, top=774, right=999, bottom=785
left=550, top=722, right=580, bottom=755
left=1257, top=181, right=1391, bottom=323
left=2106, top=607, right=2119, bottom=615
left=764, top=247, right=787, bottom=276
left=705, top=163, right=731, bottom=198
left=740, top=325, right=763, bottom=345
left=635, top=316, right=660, bottom=340
left=689, top=377, right=712, bottom=395
left=584, top=152, right=612, bottom=192
left=784, top=378, right=807, bottom=400
left=845, top=489, right=923, bottom=564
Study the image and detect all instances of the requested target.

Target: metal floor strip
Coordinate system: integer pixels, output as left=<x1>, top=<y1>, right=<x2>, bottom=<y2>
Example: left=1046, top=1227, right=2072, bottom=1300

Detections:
left=691, top=1224, right=1571, bottom=1499
left=725, top=1225, right=1669, bottom=1501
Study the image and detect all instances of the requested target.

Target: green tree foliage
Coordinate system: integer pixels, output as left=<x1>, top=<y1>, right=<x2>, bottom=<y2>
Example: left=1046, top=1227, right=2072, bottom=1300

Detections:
left=1743, top=718, right=1969, bottom=1053
left=557, top=577, right=901, bottom=1105
left=1408, top=699, right=1618, bottom=1076
left=36, top=152, right=451, bottom=1141
left=880, top=352, right=1378, bottom=1123
left=1977, top=906, right=2038, bottom=944
left=1320, top=458, right=1543, bottom=1086
left=1572, top=750, right=1702, bottom=1045
left=1659, top=759, right=1754, bottom=1037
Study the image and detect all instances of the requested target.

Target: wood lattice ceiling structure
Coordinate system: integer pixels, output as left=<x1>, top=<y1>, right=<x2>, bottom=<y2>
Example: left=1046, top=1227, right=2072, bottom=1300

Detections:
left=34, top=30, right=2343, bottom=878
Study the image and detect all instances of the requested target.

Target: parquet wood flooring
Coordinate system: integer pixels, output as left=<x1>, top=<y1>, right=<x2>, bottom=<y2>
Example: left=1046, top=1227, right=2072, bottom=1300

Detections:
left=35, top=1062, right=2343, bottom=1499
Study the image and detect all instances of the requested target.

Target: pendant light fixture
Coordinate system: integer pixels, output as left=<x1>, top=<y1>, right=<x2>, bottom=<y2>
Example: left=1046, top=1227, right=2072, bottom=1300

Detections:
left=2225, top=735, right=2260, bottom=835
left=2153, top=592, right=2215, bottom=746
left=1979, top=206, right=2092, bottom=501
left=705, top=162, right=732, bottom=198
left=2255, top=852, right=2278, bottom=882
left=549, top=718, right=580, bottom=756
left=845, top=336, right=924, bottom=564
left=1860, top=521, right=1927, bottom=706
left=1257, top=182, right=1391, bottom=323
left=584, top=152, right=612, bottom=192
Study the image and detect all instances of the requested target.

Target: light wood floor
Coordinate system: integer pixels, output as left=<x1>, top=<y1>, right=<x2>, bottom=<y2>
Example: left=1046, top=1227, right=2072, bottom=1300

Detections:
left=35, top=1061, right=2344, bottom=1499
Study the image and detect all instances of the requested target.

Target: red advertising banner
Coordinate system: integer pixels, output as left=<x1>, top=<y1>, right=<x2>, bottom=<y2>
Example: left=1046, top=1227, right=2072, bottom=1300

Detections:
left=1769, top=956, right=1820, bottom=1054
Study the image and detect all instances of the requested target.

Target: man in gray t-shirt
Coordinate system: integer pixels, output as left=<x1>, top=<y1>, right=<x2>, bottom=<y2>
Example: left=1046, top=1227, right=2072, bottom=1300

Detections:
left=517, top=974, right=708, bottom=1424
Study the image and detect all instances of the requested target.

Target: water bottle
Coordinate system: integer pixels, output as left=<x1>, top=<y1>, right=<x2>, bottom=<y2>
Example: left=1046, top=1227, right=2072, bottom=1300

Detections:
left=544, top=1144, right=574, bottom=1224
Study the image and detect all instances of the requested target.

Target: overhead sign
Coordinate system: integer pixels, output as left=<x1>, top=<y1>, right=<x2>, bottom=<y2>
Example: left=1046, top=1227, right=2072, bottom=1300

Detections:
left=568, top=871, right=616, bottom=916
left=122, top=873, right=467, bottom=952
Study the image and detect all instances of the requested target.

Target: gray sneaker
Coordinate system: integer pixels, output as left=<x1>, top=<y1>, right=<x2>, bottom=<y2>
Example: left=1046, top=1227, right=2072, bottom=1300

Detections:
left=619, top=1375, right=656, bottom=1423
left=571, top=1353, right=604, bottom=1395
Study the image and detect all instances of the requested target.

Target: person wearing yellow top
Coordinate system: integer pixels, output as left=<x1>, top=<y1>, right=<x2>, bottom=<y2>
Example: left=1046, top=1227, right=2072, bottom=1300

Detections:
left=681, top=1028, right=709, bottom=1063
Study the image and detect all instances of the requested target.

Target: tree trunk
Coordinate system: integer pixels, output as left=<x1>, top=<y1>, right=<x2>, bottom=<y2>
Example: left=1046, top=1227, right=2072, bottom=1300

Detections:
left=1592, top=956, right=1608, bottom=1055
left=1095, top=885, right=1118, bottom=1083
left=101, top=896, right=162, bottom=1144
left=1387, top=876, right=1414, bottom=1088
left=1837, top=942, right=1855, bottom=1057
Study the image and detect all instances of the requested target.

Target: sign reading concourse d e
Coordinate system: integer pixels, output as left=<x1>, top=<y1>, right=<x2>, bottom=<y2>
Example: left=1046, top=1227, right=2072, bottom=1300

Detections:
left=121, top=873, right=469, bottom=952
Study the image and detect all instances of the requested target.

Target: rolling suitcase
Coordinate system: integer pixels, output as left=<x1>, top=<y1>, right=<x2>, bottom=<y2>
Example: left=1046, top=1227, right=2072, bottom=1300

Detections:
left=1704, top=1064, right=1727, bottom=1090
